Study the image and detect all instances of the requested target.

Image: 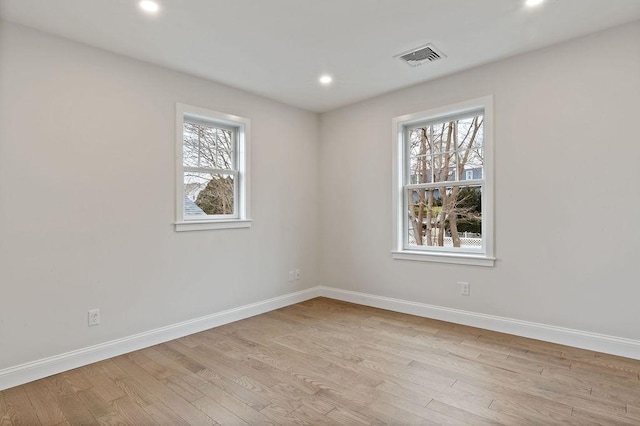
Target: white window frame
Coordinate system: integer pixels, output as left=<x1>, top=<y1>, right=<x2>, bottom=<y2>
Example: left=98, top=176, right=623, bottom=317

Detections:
left=175, top=103, right=251, bottom=232
left=391, top=96, right=495, bottom=266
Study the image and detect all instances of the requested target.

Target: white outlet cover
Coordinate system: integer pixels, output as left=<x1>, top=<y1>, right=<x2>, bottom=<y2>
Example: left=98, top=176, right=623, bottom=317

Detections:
left=88, top=309, right=100, bottom=326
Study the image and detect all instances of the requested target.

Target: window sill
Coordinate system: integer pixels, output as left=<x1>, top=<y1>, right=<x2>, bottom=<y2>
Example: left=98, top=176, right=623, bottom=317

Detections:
left=175, top=219, right=252, bottom=232
left=391, top=250, right=495, bottom=267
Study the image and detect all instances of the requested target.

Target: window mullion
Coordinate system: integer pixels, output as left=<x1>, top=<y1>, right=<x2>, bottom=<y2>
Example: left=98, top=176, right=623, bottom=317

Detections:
left=405, top=180, right=480, bottom=190
left=184, top=166, right=238, bottom=175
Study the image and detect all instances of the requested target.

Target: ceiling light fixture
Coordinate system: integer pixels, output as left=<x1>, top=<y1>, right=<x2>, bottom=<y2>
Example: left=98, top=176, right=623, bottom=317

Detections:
left=319, top=75, right=333, bottom=85
left=525, top=0, right=544, bottom=7
left=139, top=0, right=160, bottom=13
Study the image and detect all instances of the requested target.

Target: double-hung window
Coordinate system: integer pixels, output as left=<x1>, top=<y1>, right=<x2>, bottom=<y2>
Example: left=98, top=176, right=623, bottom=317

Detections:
left=392, top=96, right=494, bottom=266
left=175, top=103, right=250, bottom=231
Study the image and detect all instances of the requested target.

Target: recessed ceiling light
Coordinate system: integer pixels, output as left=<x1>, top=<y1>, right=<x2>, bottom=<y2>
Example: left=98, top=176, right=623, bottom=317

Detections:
left=139, top=0, right=160, bottom=13
left=319, top=75, right=333, bottom=85
left=525, top=0, right=544, bottom=7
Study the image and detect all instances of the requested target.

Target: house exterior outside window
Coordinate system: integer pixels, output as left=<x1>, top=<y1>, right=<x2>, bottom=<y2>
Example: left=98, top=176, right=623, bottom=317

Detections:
left=466, top=170, right=475, bottom=181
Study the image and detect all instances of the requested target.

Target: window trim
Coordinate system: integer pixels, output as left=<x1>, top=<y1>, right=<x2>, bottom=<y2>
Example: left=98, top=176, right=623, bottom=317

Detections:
left=175, top=103, right=251, bottom=232
left=391, top=96, right=495, bottom=266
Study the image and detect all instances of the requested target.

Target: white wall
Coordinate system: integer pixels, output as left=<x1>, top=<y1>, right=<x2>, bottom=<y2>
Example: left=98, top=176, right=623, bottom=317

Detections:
left=319, top=22, right=640, bottom=340
left=0, top=22, right=319, bottom=370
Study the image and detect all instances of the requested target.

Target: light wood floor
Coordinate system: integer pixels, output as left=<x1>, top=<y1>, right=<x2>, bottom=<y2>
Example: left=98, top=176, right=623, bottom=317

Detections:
left=2, top=298, right=640, bottom=425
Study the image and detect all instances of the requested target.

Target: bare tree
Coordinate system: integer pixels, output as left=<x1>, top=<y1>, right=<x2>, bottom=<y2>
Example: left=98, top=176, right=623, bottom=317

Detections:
left=407, top=115, right=483, bottom=248
left=183, top=122, right=235, bottom=215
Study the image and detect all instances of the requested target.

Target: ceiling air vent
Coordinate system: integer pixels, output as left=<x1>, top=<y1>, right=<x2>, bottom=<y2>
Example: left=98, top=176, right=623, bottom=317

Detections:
left=396, top=44, right=446, bottom=67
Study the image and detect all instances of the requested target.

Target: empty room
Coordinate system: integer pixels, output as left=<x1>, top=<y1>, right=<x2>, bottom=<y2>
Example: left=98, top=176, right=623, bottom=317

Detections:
left=1, top=0, right=640, bottom=424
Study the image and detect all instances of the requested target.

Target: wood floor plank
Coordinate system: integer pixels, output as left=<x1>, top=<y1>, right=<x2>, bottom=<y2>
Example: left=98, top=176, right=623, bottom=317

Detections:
left=153, top=344, right=208, bottom=376
left=0, top=392, right=10, bottom=426
left=436, top=394, right=539, bottom=426
left=268, top=338, right=384, bottom=389
left=3, top=297, right=640, bottom=425
left=111, top=395, right=159, bottom=425
left=594, top=352, right=640, bottom=374
left=589, top=381, right=640, bottom=406
left=3, top=385, right=41, bottom=425
left=426, top=399, right=499, bottom=426
left=22, top=380, right=67, bottom=425
left=85, top=372, right=127, bottom=402
left=161, top=375, right=205, bottom=403
left=361, top=355, right=457, bottom=392
left=259, top=401, right=303, bottom=424
left=570, top=406, right=640, bottom=426
left=142, top=402, right=191, bottom=426
left=62, top=370, right=93, bottom=393
left=233, top=374, right=303, bottom=412
left=143, top=347, right=209, bottom=383
left=182, top=341, right=281, bottom=388
left=126, top=350, right=153, bottom=366
left=290, top=403, right=336, bottom=425
left=325, top=405, right=374, bottom=426
left=385, top=395, right=472, bottom=426
left=195, top=368, right=272, bottom=411
left=378, top=376, right=492, bottom=410
left=488, top=395, right=573, bottom=424
left=195, top=379, right=276, bottom=425
left=77, top=388, right=117, bottom=418
left=190, top=396, right=249, bottom=426
left=315, top=386, right=415, bottom=424
left=627, top=404, right=640, bottom=421
left=95, top=410, right=130, bottom=426
left=42, top=376, right=96, bottom=425
left=230, top=351, right=319, bottom=396
left=454, top=378, right=572, bottom=417
left=112, top=355, right=217, bottom=425
left=113, top=376, right=159, bottom=407
left=139, top=358, right=179, bottom=380
left=368, top=400, right=439, bottom=425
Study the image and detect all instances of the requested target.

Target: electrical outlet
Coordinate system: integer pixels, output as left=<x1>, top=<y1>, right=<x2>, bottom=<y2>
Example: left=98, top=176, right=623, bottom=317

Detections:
left=88, top=309, right=100, bottom=326
left=458, top=281, right=470, bottom=296
left=294, top=269, right=301, bottom=280
left=288, top=270, right=295, bottom=282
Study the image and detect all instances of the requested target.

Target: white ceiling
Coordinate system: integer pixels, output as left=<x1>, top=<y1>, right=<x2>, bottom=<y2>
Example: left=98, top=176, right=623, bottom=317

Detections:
left=2, top=0, right=640, bottom=112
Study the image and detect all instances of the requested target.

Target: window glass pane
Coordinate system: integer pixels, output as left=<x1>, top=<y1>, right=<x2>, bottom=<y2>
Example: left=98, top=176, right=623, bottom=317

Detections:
left=406, top=185, right=482, bottom=249
left=409, top=120, right=464, bottom=184
left=408, top=128, right=427, bottom=157
left=184, top=172, right=235, bottom=216
left=408, top=123, right=455, bottom=157
left=429, top=153, right=457, bottom=182
left=455, top=115, right=484, bottom=174
left=183, top=123, right=234, bottom=170
left=408, top=128, right=430, bottom=184
left=465, top=147, right=484, bottom=172
left=409, top=154, right=432, bottom=184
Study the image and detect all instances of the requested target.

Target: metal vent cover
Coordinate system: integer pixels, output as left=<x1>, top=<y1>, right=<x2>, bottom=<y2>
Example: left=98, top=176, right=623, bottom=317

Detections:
left=396, top=44, right=446, bottom=67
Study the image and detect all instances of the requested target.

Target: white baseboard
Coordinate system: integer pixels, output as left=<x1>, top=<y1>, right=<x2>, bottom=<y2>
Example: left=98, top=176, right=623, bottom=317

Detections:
left=0, top=287, right=321, bottom=391
left=3, top=285, right=639, bottom=391
left=318, top=286, right=640, bottom=360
